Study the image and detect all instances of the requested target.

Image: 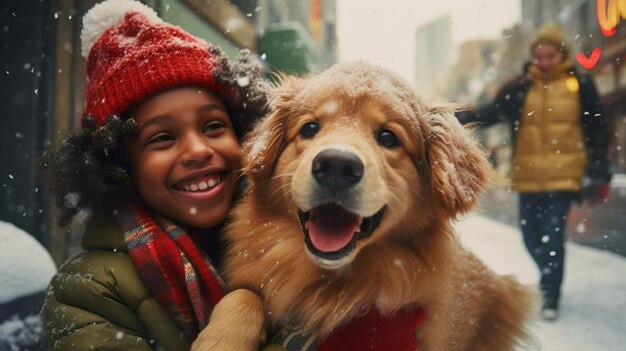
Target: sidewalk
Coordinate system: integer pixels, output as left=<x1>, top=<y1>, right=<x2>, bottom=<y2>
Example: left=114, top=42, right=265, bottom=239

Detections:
left=456, top=214, right=626, bottom=351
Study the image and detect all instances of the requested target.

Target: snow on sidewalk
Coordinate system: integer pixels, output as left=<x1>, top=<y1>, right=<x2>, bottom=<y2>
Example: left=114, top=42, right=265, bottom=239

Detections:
left=455, top=214, right=626, bottom=351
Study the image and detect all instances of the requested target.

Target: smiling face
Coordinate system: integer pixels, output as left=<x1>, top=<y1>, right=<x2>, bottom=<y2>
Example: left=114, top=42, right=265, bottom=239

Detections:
left=286, top=98, right=421, bottom=268
left=532, top=43, right=565, bottom=76
left=242, top=63, right=490, bottom=272
left=252, top=87, right=427, bottom=269
left=125, top=87, right=241, bottom=231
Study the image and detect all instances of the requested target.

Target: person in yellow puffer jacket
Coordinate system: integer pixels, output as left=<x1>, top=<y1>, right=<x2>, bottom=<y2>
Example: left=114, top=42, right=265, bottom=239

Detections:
left=457, top=23, right=611, bottom=321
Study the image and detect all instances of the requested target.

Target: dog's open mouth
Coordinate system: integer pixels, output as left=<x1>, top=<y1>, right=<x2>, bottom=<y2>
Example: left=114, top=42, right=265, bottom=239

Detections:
left=298, top=203, right=385, bottom=260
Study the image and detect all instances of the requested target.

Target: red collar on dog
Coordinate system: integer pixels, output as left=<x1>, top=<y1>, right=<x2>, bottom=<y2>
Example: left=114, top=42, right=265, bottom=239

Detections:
left=318, top=306, right=426, bottom=351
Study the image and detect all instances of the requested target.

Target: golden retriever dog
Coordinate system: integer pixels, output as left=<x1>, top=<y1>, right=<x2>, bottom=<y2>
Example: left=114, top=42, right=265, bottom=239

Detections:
left=194, top=62, right=537, bottom=351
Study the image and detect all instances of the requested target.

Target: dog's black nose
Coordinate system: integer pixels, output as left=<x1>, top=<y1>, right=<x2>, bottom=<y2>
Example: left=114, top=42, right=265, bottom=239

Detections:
left=312, top=149, right=363, bottom=190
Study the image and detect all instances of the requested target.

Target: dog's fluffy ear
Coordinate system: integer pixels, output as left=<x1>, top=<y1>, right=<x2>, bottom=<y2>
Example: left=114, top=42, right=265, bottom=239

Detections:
left=425, top=106, right=491, bottom=215
left=243, top=76, right=304, bottom=183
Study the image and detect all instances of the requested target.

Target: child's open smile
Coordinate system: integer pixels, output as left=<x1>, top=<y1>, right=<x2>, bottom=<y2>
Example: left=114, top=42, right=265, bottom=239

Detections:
left=173, top=172, right=223, bottom=192
left=126, top=87, right=242, bottom=231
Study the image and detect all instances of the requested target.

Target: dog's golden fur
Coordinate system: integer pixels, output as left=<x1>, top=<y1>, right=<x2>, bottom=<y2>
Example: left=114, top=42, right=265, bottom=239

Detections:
left=190, top=289, right=265, bottom=351
left=196, top=62, right=537, bottom=351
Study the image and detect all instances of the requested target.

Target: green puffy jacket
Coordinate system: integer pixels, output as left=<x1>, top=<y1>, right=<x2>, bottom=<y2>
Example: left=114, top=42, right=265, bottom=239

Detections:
left=43, top=214, right=190, bottom=350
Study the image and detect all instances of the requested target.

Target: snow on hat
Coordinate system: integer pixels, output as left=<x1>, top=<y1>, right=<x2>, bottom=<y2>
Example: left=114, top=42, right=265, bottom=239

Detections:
left=80, top=0, right=241, bottom=128
left=530, top=22, right=570, bottom=58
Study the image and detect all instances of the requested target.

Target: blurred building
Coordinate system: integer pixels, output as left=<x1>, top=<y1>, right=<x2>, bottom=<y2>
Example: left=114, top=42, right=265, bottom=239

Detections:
left=493, top=24, right=527, bottom=87
left=255, top=0, right=337, bottom=74
left=449, top=39, right=497, bottom=103
left=449, top=38, right=515, bottom=178
left=0, top=0, right=337, bottom=264
left=414, top=15, right=452, bottom=97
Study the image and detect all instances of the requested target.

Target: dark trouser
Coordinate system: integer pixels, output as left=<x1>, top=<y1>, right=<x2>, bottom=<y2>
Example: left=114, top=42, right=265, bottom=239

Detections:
left=519, top=191, right=577, bottom=309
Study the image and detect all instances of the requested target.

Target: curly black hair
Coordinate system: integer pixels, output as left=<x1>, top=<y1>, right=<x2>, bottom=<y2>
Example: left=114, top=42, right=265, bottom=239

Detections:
left=41, top=49, right=270, bottom=226
left=40, top=116, right=136, bottom=226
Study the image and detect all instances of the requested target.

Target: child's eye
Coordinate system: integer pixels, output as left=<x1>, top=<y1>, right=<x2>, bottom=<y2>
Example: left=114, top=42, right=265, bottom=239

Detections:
left=203, top=121, right=227, bottom=134
left=147, top=133, right=175, bottom=144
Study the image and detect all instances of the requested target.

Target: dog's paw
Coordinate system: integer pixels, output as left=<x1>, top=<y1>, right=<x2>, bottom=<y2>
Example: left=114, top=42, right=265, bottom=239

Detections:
left=191, top=289, right=266, bottom=351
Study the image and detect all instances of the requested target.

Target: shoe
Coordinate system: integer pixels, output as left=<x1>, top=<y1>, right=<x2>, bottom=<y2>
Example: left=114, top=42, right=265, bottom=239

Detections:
left=540, top=308, right=559, bottom=321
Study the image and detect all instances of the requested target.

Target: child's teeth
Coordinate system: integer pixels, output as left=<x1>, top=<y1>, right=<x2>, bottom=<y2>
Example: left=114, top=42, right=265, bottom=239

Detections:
left=179, top=176, right=222, bottom=192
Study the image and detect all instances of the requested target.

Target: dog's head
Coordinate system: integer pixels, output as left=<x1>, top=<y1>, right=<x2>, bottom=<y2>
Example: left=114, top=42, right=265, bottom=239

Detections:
left=243, top=62, right=490, bottom=269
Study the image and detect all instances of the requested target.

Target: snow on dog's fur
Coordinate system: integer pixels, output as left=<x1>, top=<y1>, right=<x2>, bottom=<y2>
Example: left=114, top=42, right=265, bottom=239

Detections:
left=194, top=62, right=537, bottom=351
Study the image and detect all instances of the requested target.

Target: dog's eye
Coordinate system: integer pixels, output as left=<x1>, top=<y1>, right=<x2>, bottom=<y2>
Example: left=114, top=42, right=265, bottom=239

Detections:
left=299, top=122, right=320, bottom=139
left=376, top=129, right=399, bottom=148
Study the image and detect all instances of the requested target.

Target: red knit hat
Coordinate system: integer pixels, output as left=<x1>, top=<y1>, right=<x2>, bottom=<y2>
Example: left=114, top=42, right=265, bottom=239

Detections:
left=80, top=0, right=237, bottom=128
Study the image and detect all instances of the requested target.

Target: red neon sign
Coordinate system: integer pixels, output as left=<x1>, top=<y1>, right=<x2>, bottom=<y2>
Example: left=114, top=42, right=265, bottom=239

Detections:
left=576, top=48, right=603, bottom=69
left=577, top=0, right=625, bottom=69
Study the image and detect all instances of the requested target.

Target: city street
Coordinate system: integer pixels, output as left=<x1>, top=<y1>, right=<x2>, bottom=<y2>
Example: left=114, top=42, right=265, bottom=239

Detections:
left=457, top=214, right=626, bottom=351
left=2, top=1, right=625, bottom=350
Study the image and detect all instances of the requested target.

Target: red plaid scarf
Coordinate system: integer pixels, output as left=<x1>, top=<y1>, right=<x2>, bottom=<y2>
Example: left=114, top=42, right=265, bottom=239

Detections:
left=116, top=202, right=225, bottom=340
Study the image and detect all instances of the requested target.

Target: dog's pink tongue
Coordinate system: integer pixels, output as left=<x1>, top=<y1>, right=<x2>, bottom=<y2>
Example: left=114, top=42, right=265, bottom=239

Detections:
left=306, top=207, right=362, bottom=252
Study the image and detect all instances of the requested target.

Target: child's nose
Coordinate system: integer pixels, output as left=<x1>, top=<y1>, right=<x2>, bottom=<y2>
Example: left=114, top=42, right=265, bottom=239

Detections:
left=179, top=133, right=215, bottom=165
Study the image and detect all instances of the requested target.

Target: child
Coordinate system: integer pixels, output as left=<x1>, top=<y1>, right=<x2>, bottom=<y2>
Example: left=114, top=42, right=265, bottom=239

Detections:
left=40, top=0, right=268, bottom=349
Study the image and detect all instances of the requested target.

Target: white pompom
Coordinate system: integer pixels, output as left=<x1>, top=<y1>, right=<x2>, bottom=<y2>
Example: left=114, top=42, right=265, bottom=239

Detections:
left=80, top=0, right=162, bottom=58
